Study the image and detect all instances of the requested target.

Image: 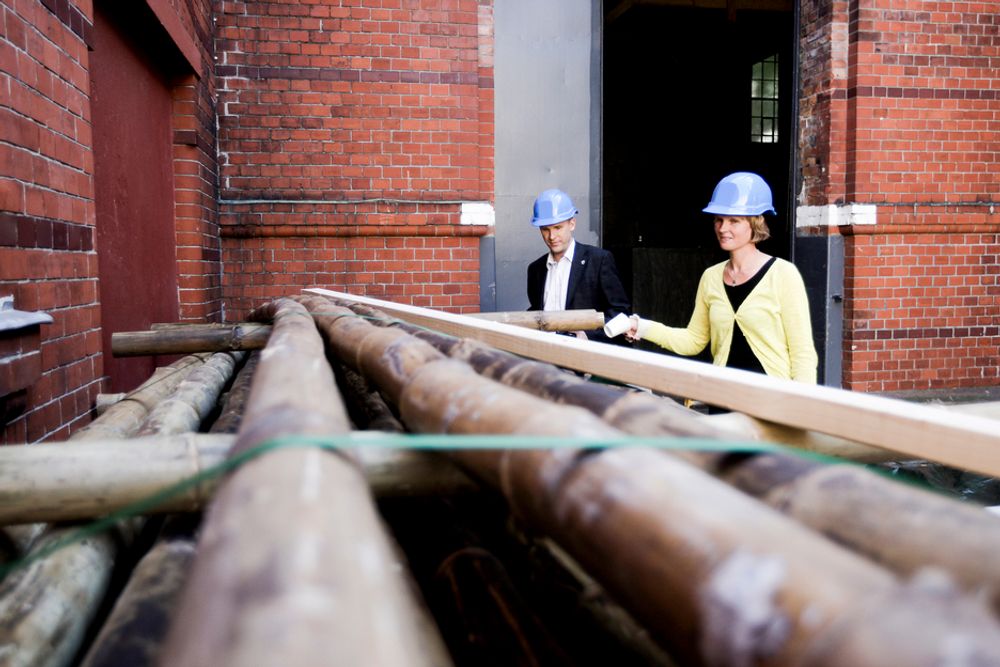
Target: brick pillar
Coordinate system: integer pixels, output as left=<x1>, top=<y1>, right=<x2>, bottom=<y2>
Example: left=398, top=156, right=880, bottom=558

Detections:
left=799, top=0, right=1000, bottom=391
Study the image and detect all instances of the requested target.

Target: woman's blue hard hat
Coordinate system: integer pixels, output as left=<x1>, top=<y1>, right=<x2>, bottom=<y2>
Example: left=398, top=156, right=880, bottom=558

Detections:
left=531, top=189, right=579, bottom=227
left=703, top=172, right=777, bottom=216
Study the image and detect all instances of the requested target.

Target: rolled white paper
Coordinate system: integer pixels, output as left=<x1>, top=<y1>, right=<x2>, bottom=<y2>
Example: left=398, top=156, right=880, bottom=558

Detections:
left=603, top=312, right=632, bottom=338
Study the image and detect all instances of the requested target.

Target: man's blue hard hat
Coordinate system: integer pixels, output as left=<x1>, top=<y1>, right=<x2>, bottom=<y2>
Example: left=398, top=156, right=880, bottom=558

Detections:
left=703, top=172, right=777, bottom=216
left=531, top=189, right=578, bottom=227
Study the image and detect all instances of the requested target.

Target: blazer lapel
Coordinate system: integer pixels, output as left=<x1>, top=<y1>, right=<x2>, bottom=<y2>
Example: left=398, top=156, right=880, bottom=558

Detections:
left=565, top=245, right=587, bottom=308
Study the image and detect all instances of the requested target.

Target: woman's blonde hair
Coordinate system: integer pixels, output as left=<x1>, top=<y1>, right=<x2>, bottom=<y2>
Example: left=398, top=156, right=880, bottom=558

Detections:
left=748, top=215, right=770, bottom=243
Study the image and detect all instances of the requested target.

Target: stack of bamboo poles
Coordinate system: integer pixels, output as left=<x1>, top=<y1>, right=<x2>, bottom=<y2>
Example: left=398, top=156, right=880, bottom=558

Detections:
left=3, top=293, right=1000, bottom=666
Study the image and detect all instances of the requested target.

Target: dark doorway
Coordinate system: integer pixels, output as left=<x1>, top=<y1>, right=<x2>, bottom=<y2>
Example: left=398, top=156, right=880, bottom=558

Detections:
left=603, top=1, right=795, bottom=329
left=90, top=3, right=180, bottom=392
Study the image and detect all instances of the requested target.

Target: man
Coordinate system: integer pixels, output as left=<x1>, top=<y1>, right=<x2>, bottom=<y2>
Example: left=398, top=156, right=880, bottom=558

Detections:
left=526, top=188, right=631, bottom=343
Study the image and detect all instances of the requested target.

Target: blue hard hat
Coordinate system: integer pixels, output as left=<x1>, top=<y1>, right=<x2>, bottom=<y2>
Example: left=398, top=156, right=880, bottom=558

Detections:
left=703, top=172, right=776, bottom=216
left=531, top=189, right=578, bottom=227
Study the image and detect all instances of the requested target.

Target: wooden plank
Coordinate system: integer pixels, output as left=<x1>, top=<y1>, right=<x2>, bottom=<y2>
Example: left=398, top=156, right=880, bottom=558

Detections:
left=305, top=288, right=1000, bottom=478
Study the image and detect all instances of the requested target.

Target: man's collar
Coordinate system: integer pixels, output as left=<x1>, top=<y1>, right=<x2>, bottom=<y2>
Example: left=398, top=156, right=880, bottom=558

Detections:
left=547, top=239, right=576, bottom=267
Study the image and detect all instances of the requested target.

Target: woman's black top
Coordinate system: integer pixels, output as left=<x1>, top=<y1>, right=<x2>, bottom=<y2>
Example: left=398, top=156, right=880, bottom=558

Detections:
left=723, top=256, right=777, bottom=375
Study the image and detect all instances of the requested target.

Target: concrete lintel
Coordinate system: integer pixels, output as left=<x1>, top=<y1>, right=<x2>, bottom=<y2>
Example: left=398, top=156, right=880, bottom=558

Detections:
left=461, top=202, right=496, bottom=226
left=796, top=204, right=877, bottom=228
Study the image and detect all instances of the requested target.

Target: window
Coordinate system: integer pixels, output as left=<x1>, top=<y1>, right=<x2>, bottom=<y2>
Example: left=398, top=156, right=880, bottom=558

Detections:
left=751, top=54, right=779, bottom=143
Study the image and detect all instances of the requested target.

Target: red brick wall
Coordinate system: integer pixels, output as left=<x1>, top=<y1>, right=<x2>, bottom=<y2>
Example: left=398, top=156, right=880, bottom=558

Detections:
left=1, top=0, right=101, bottom=442
left=224, top=226, right=481, bottom=316
left=1, top=0, right=218, bottom=442
left=216, top=0, right=495, bottom=320
left=172, top=0, right=224, bottom=323
left=800, top=0, right=1000, bottom=391
left=844, top=232, right=999, bottom=392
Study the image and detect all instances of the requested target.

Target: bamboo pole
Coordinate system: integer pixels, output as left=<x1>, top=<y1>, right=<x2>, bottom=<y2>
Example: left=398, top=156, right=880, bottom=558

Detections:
left=151, top=322, right=232, bottom=329
left=0, top=354, right=219, bottom=667
left=332, top=359, right=480, bottom=497
left=333, top=361, right=407, bottom=433
left=0, top=434, right=232, bottom=525
left=134, top=351, right=245, bottom=436
left=78, top=532, right=196, bottom=667
left=94, top=392, right=127, bottom=416
left=0, top=435, right=477, bottom=525
left=208, top=352, right=258, bottom=434
left=111, top=323, right=270, bottom=357
left=80, top=355, right=209, bottom=441
left=311, top=297, right=1000, bottom=666
left=0, top=525, right=46, bottom=567
left=358, top=448, right=481, bottom=498
left=294, top=296, right=444, bottom=408
left=511, top=536, right=678, bottom=667
left=399, top=361, right=1000, bottom=666
left=340, top=301, right=1000, bottom=610
left=720, top=456, right=1000, bottom=607
left=160, top=298, right=451, bottom=667
left=0, top=528, right=117, bottom=667
left=466, top=309, right=605, bottom=331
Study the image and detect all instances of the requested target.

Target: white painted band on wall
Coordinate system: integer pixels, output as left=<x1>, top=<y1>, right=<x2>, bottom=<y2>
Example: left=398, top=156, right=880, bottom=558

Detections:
left=796, top=204, right=877, bottom=228
left=461, top=202, right=496, bottom=226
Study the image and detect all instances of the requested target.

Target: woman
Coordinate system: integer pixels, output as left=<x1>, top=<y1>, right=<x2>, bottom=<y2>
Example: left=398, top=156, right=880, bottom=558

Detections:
left=624, top=172, right=818, bottom=383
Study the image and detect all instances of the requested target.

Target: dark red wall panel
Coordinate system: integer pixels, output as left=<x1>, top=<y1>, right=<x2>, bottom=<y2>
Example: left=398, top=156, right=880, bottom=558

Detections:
left=90, top=5, right=179, bottom=392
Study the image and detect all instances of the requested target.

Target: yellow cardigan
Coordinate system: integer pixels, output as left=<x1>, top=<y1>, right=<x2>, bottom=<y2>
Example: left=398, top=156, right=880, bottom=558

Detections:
left=636, top=258, right=818, bottom=383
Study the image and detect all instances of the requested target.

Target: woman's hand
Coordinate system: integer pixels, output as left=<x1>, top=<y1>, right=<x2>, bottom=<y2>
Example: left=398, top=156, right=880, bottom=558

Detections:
left=624, top=315, right=640, bottom=343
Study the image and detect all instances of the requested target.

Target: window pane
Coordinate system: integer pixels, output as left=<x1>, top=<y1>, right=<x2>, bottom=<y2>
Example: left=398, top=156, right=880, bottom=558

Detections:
left=750, top=54, right=779, bottom=143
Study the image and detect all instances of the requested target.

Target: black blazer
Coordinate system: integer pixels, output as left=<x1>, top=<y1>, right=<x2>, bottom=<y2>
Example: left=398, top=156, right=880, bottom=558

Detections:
left=527, top=242, right=631, bottom=343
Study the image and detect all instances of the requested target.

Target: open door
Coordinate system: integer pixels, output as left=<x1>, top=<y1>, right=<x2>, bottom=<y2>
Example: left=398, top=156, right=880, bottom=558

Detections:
left=603, top=1, right=796, bottom=336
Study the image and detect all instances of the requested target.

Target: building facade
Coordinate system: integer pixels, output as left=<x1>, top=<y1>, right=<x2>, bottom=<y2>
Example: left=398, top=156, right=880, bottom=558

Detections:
left=1, top=0, right=996, bottom=442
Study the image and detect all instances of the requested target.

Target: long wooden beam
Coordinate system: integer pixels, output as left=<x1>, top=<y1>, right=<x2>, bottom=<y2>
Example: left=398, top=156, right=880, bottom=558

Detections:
left=305, top=288, right=1000, bottom=477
